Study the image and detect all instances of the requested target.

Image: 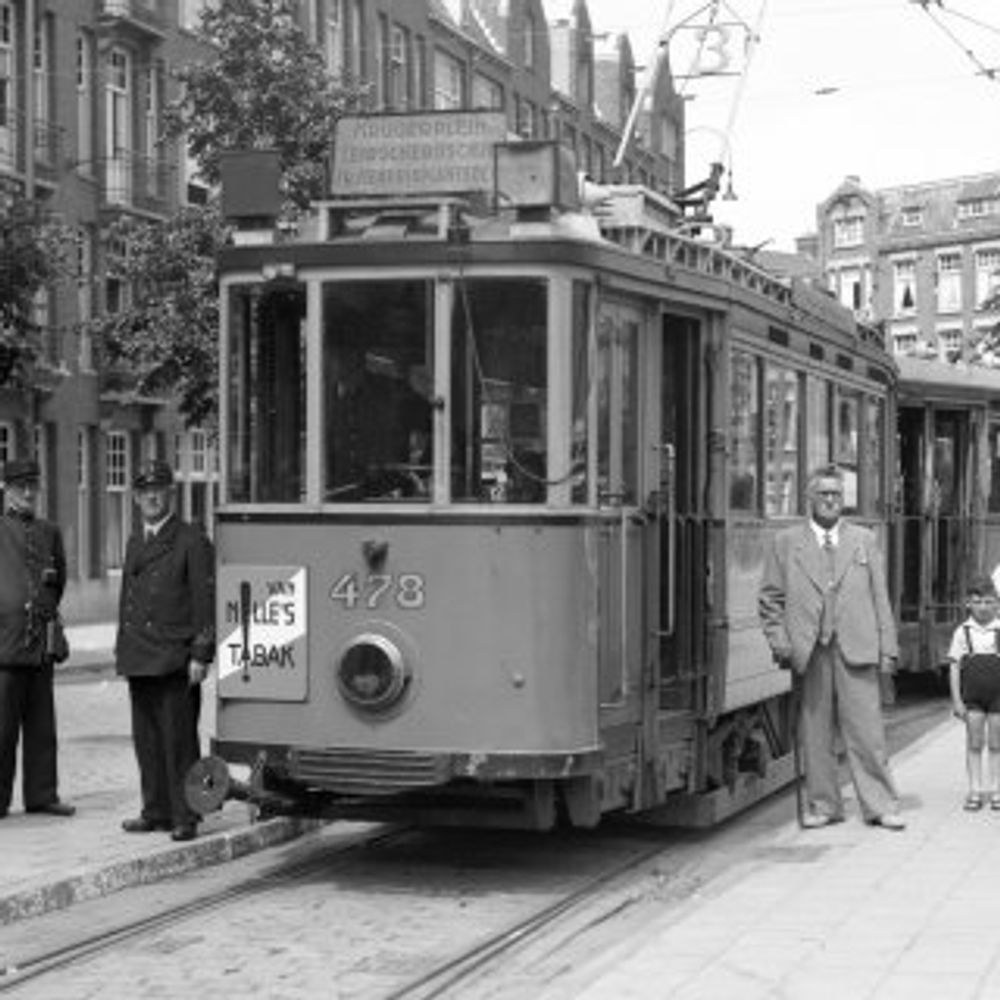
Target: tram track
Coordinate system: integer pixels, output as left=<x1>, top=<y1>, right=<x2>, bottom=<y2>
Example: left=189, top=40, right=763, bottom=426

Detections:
left=0, top=693, right=947, bottom=998
left=0, top=824, right=411, bottom=994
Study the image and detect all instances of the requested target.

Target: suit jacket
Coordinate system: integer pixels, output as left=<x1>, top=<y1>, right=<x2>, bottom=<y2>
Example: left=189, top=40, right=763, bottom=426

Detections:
left=758, top=520, right=898, bottom=675
left=0, top=513, right=66, bottom=667
left=115, top=515, right=215, bottom=678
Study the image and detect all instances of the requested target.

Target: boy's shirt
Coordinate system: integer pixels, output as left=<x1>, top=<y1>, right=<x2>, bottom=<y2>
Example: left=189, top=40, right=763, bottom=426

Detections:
left=947, top=615, right=1000, bottom=664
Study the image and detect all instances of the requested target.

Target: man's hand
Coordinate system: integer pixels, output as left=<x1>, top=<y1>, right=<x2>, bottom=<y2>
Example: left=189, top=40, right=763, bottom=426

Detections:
left=189, top=660, right=211, bottom=685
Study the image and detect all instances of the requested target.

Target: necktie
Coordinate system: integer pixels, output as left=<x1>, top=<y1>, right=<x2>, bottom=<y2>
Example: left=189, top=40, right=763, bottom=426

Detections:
left=819, top=532, right=836, bottom=645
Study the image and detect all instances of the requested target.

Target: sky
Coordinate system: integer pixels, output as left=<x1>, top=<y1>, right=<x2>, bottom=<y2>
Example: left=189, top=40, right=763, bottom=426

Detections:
left=584, top=0, right=1000, bottom=250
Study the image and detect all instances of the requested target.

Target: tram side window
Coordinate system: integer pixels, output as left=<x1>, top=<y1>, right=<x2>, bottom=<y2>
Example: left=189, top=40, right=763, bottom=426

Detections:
left=595, top=309, right=639, bottom=506
left=570, top=281, right=589, bottom=504
left=322, top=280, right=433, bottom=502
left=805, top=375, right=831, bottom=473
left=865, top=396, right=885, bottom=515
left=226, top=284, right=306, bottom=503
left=451, top=278, right=547, bottom=503
left=834, top=386, right=860, bottom=513
left=990, top=423, right=1000, bottom=514
left=728, top=349, right=759, bottom=512
left=764, top=363, right=800, bottom=516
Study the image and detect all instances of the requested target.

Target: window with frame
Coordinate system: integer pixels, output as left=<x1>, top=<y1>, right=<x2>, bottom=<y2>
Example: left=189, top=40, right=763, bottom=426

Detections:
left=0, top=4, right=14, bottom=166
left=833, top=215, right=864, bottom=248
left=433, top=49, right=463, bottom=110
left=976, top=249, right=1000, bottom=307
left=865, top=395, right=884, bottom=515
left=989, top=421, right=1000, bottom=514
left=901, top=207, right=923, bottom=227
left=105, top=47, right=132, bottom=205
left=76, top=32, right=94, bottom=175
left=940, top=328, right=962, bottom=359
left=728, top=349, right=759, bottom=511
left=893, top=259, right=916, bottom=315
left=937, top=252, right=962, bottom=313
left=0, top=422, right=11, bottom=466
left=524, top=11, right=536, bottom=70
left=893, top=332, right=917, bottom=355
left=958, top=199, right=996, bottom=220
left=472, top=73, right=503, bottom=110
left=389, top=24, right=409, bottom=109
left=33, top=18, right=50, bottom=162
left=764, top=363, right=800, bottom=516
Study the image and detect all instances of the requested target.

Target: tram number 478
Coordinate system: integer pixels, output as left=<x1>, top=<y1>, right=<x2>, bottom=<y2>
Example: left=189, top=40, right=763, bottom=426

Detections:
left=329, top=572, right=426, bottom=610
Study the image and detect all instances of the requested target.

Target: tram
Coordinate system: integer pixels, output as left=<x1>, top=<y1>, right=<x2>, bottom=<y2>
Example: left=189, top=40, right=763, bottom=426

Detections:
left=894, top=355, right=1000, bottom=679
left=197, top=111, right=896, bottom=829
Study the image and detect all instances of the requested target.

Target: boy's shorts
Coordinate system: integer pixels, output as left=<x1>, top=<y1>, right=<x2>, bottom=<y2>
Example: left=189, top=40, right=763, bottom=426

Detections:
left=960, top=653, right=1000, bottom=713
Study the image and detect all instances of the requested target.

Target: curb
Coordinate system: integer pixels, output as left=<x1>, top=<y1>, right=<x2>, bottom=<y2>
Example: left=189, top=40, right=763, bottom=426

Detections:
left=0, top=815, right=323, bottom=927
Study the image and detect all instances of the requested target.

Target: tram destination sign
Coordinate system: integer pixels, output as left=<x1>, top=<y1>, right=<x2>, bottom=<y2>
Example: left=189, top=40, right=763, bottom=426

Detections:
left=217, top=564, right=308, bottom=702
left=330, top=111, right=508, bottom=197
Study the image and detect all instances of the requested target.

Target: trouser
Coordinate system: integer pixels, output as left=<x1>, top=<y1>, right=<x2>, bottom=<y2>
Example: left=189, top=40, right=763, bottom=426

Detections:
left=0, top=664, right=58, bottom=813
left=128, top=672, right=202, bottom=827
left=800, top=640, right=898, bottom=821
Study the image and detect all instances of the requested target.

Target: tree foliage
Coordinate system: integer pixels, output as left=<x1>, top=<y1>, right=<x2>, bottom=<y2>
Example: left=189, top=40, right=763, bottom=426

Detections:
left=163, top=0, right=363, bottom=213
left=0, top=190, right=69, bottom=385
left=93, top=0, right=361, bottom=426
left=92, top=207, right=227, bottom=429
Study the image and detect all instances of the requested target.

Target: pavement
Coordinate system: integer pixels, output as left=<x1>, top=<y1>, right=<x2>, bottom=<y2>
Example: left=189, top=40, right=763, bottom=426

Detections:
left=3, top=627, right=997, bottom=1000
left=560, top=718, right=1000, bottom=1000
left=0, top=623, right=320, bottom=927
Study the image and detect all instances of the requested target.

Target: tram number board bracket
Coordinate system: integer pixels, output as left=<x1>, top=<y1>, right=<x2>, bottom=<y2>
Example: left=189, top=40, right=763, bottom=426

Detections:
left=217, top=565, right=307, bottom=702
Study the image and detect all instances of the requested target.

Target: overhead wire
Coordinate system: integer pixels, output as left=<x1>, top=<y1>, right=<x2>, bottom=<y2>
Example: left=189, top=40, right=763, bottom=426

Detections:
left=911, top=0, right=1000, bottom=80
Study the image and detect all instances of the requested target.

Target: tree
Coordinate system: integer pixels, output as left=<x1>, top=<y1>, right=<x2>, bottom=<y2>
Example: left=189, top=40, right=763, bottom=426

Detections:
left=163, top=0, right=363, bottom=214
left=0, top=189, right=68, bottom=386
left=91, top=0, right=362, bottom=426
left=92, top=207, right=227, bottom=429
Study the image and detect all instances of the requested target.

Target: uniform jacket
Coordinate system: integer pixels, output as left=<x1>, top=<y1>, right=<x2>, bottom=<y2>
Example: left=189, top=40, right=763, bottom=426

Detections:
left=0, top=513, right=66, bottom=667
left=115, top=516, right=215, bottom=678
left=758, top=520, right=898, bottom=675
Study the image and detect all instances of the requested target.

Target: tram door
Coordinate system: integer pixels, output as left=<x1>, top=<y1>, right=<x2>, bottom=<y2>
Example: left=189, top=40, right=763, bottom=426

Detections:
left=658, top=314, right=703, bottom=711
left=898, top=406, right=975, bottom=665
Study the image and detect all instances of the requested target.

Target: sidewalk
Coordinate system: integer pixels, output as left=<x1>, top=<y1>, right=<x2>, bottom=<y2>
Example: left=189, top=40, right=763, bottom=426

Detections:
left=552, top=720, right=1000, bottom=1000
left=0, top=623, right=320, bottom=927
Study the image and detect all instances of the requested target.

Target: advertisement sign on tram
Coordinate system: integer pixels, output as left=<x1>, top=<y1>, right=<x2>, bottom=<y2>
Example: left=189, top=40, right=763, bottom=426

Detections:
left=218, top=565, right=308, bottom=701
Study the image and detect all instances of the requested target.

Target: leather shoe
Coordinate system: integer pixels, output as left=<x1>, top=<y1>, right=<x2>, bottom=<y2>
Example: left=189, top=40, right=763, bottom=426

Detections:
left=800, top=811, right=842, bottom=829
left=27, top=800, right=75, bottom=817
left=170, top=824, right=198, bottom=842
left=122, top=816, right=170, bottom=833
left=873, top=812, right=906, bottom=831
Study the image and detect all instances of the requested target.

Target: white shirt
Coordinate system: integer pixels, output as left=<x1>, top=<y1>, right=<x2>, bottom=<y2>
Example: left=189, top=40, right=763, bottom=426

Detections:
left=143, top=514, right=172, bottom=541
left=810, top=520, right=840, bottom=549
left=947, top=616, right=1000, bottom=665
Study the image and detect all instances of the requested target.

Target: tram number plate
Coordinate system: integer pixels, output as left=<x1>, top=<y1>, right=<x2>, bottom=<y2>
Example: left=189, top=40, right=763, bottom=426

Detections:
left=329, top=572, right=426, bottom=610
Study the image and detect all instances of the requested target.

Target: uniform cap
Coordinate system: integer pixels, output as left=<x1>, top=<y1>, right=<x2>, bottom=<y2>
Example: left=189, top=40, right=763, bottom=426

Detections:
left=133, top=460, right=174, bottom=490
left=3, top=459, right=41, bottom=486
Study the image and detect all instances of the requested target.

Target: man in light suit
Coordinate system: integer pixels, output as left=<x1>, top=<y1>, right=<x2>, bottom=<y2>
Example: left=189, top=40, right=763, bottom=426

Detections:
left=759, top=465, right=904, bottom=830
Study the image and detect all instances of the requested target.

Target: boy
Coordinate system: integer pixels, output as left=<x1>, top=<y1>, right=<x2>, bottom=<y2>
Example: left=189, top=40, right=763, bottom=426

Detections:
left=947, top=574, right=1000, bottom=810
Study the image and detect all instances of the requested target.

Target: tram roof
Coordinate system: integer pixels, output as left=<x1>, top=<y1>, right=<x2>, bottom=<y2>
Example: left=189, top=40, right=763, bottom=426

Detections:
left=897, top=355, right=1000, bottom=404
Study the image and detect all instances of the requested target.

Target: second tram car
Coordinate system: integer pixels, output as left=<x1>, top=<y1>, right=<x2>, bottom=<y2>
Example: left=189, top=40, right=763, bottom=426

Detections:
left=197, top=112, right=897, bottom=829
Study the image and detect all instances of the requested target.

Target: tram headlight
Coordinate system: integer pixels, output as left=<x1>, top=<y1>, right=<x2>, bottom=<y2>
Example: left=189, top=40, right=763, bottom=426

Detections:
left=336, top=633, right=410, bottom=712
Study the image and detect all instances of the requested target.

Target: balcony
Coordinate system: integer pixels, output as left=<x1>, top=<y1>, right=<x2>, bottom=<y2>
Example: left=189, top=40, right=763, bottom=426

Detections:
left=98, top=0, right=168, bottom=42
left=0, top=109, right=65, bottom=186
left=100, top=149, right=176, bottom=217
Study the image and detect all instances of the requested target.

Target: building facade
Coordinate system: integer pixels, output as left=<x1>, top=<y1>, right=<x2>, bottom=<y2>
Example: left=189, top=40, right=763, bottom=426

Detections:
left=815, top=172, right=1000, bottom=362
left=0, top=0, right=682, bottom=619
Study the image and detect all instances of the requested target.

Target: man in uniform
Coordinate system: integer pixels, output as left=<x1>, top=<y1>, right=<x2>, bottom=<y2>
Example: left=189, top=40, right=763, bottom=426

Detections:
left=0, top=459, right=74, bottom=819
left=116, top=460, right=215, bottom=841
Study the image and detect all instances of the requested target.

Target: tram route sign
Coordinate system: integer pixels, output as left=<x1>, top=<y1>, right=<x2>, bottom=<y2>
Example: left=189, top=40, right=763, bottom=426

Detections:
left=330, top=111, right=508, bottom=197
left=217, top=565, right=308, bottom=702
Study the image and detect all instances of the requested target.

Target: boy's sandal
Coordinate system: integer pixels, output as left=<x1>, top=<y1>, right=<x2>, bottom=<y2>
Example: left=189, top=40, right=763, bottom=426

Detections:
left=990, top=794, right=1000, bottom=811
left=964, top=793, right=985, bottom=811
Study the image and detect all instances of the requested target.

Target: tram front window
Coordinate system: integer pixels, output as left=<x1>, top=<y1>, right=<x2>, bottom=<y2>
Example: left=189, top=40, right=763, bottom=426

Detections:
left=226, top=283, right=306, bottom=503
left=323, top=280, right=433, bottom=502
left=451, top=278, right=548, bottom=503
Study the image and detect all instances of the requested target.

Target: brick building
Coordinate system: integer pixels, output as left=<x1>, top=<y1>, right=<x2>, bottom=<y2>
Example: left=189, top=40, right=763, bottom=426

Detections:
left=815, top=172, right=1000, bottom=361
